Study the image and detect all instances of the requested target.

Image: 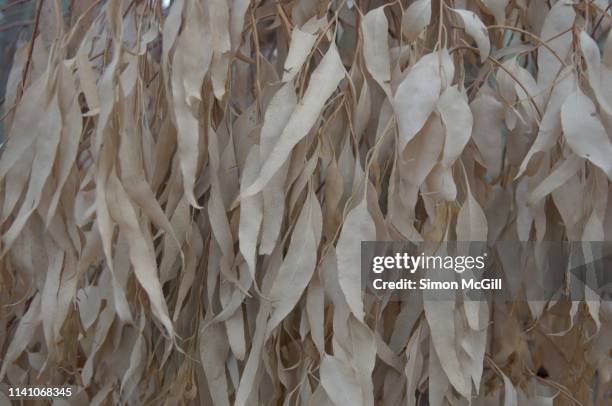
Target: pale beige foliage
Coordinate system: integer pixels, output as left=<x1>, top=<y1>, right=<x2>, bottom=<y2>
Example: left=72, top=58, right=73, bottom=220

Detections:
left=0, top=0, right=611, bottom=404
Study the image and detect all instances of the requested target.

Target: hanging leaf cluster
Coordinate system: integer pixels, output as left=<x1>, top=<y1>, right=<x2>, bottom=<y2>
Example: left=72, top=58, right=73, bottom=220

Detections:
left=0, top=0, right=611, bottom=404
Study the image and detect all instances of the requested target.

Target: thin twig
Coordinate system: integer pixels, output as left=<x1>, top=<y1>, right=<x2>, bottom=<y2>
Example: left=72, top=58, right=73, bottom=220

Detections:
left=437, top=0, right=445, bottom=50
left=17, top=0, right=44, bottom=103
left=487, top=25, right=568, bottom=66
left=591, top=2, right=612, bottom=36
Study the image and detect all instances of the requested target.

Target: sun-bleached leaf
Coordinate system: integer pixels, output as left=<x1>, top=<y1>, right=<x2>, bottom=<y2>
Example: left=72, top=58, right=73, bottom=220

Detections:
left=106, top=173, right=175, bottom=339
left=209, top=0, right=231, bottom=100
left=537, top=0, right=575, bottom=88
left=76, top=48, right=100, bottom=115
left=1, top=92, right=62, bottom=253
left=517, top=66, right=575, bottom=177
left=429, top=336, right=451, bottom=406
left=0, top=295, right=41, bottom=380
left=501, top=369, right=518, bottom=406
left=319, top=355, right=364, bottom=405
left=456, top=183, right=487, bottom=241
left=424, top=295, right=471, bottom=398
left=401, top=0, right=431, bottom=43
left=470, top=93, right=505, bottom=179
left=171, top=0, right=212, bottom=207
left=242, top=44, right=344, bottom=197
left=482, top=0, right=508, bottom=25
left=282, top=17, right=325, bottom=82
left=389, top=114, right=444, bottom=239
left=405, top=326, right=424, bottom=406
left=528, top=153, right=583, bottom=205
left=120, top=311, right=147, bottom=397
left=199, top=323, right=231, bottom=406
left=394, top=52, right=445, bottom=151
left=561, top=88, right=612, bottom=179
left=451, top=8, right=490, bottom=61
left=336, top=197, right=375, bottom=321
left=267, top=189, right=322, bottom=332
left=306, top=274, right=325, bottom=354
left=362, top=7, right=392, bottom=96
left=430, top=85, right=473, bottom=200
left=77, top=286, right=102, bottom=330
left=259, top=84, right=297, bottom=254
left=579, top=30, right=612, bottom=115
left=239, top=147, right=263, bottom=280
left=230, top=0, right=250, bottom=50
left=437, top=86, right=473, bottom=167
left=581, top=211, right=603, bottom=330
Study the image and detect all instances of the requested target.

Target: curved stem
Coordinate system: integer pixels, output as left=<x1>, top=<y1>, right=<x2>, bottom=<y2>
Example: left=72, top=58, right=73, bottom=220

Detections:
left=17, top=0, right=43, bottom=102
left=487, top=25, right=568, bottom=67
left=437, top=0, right=445, bottom=50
